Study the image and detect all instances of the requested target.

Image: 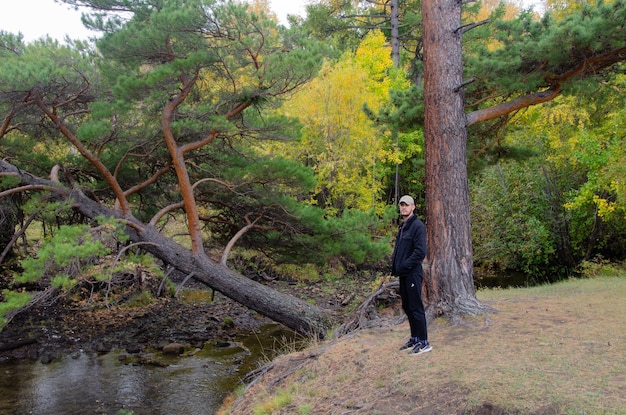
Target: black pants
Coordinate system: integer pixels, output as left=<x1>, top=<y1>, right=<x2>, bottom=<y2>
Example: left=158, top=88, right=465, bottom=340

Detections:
left=399, top=273, right=428, bottom=341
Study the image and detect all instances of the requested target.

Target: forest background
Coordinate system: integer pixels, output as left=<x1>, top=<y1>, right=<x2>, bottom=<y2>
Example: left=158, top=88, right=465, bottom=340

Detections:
left=0, top=0, right=625, bottom=339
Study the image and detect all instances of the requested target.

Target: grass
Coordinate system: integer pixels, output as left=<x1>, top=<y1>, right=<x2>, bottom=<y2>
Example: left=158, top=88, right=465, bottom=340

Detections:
left=218, top=274, right=626, bottom=415
left=252, top=388, right=293, bottom=415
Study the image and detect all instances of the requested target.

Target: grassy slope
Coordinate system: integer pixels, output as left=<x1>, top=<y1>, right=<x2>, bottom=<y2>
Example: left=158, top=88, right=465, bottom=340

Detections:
left=219, top=275, right=626, bottom=415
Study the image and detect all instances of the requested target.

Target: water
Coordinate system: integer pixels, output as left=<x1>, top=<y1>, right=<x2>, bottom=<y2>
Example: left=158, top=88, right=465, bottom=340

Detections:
left=0, top=324, right=297, bottom=415
left=474, top=269, right=538, bottom=289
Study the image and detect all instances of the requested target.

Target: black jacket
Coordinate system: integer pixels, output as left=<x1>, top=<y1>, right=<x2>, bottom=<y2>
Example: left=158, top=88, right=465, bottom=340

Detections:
left=391, top=214, right=427, bottom=277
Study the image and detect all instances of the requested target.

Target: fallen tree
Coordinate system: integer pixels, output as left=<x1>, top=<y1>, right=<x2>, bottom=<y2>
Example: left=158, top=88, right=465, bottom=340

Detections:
left=0, top=159, right=337, bottom=336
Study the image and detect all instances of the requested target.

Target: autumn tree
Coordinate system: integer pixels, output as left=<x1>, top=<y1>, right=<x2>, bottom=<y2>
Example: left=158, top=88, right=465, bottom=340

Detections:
left=274, top=30, right=407, bottom=214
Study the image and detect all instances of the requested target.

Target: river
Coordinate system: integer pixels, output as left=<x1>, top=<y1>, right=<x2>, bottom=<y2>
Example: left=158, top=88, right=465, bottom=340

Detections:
left=0, top=324, right=296, bottom=415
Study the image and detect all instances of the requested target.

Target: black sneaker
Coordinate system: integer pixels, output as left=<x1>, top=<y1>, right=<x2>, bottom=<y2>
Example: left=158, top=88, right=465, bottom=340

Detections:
left=411, top=341, right=432, bottom=355
left=399, top=339, right=419, bottom=351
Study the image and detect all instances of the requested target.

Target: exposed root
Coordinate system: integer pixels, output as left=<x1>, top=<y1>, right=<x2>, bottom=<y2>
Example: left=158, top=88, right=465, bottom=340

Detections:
left=335, top=281, right=400, bottom=338
left=428, top=296, right=497, bottom=326
left=337, top=281, right=497, bottom=337
left=3, top=287, right=59, bottom=327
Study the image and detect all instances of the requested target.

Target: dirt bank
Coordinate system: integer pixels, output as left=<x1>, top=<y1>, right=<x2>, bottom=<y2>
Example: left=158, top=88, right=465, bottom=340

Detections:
left=219, top=276, right=626, bottom=415
left=0, top=291, right=266, bottom=361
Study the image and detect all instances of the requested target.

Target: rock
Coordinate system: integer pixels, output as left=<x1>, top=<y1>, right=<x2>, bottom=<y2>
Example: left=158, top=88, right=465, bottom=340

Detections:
left=94, top=342, right=112, bottom=354
left=125, top=344, right=142, bottom=354
left=162, top=343, right=185, bottom=355
left=40, top=353, right=55, bottom=364
left=139, top=353, right=169, bottom=367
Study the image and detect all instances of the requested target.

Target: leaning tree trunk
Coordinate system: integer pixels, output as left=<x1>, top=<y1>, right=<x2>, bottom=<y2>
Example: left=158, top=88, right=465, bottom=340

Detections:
left=421, top=0, right=486, bottom=317
left=0, top=160, right=336, bottom=336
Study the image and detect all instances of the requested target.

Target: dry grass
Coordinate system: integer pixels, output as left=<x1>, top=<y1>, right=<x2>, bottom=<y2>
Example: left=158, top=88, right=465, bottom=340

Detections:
left=218, top=275, right=626, bottom=415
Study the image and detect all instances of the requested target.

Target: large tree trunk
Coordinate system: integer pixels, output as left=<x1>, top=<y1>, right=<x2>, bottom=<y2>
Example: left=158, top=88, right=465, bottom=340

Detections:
left=0, top=160, right=336, bottom=336
left=421, top=0, right=487, bottom=317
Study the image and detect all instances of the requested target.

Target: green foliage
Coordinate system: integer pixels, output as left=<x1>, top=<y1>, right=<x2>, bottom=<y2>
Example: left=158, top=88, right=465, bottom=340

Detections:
left=273, top=31, right=406, bottom=215
left=464, top=0, right=626, bottom=100
left=473, top=70, right=626, bottom=277
left=0, top=176, right=21, bottom=190
left=471, top=159, right=562, bottom=278
left=222, top=316, right=234, bottom=329
left=383, top=84, right=425, bottom=131
left=51, top=274, right=77, bottom=290
left=276, top=203, right=395, bottom=266
left=253, top=388, right=293, bottom=415
left=16, top=224, right=110, bottom=284
left=578, top=258, right=625, bottom=278
left=513, top=77, right=625, bottom=260
left=274, top=263, right=322, bottom=283
left=562, top=104, right=626, bottom=224
left=0, top=37, right=105, bottom=198
left=117, top=252, right=163, bottom=275
left=0, top=290, right=31, bottom=330
left=96, top=215, right=131, bottom=243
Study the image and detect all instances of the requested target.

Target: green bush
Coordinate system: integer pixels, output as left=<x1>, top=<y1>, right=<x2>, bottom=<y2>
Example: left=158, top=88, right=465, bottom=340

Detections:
left=471, top=159, right=563, bottom=279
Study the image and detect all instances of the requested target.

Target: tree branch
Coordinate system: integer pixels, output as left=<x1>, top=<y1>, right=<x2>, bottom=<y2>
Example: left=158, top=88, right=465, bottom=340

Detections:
left=220, top=214, right=263, bottom=266
left=31, top=90, right=131, bottom=216
left=123, top=160, right=172, bottom=198
left=466, top=87, right=561, bottom=126
left=467, top=46, right=626, bottom=126
left=0, top=184, right=63, bottom=198
left=456, top=19, right=490, bottom=35
left=455, top=77, right=476, bottom=93
left=149, top=202, right=184, bottom=227
left=0, top=210, right=38, bottom=265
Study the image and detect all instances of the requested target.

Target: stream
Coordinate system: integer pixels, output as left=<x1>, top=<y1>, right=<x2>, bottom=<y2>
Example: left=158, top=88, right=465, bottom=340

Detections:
left=0, top=324, right=297, bottom=415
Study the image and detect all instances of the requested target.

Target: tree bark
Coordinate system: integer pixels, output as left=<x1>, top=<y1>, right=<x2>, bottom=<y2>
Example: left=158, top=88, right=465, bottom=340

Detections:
left=0, top=160, right=336, bottom=336
left=390, top=0, right=400, bottom=68
left=421, top=0, right=488, bottom=317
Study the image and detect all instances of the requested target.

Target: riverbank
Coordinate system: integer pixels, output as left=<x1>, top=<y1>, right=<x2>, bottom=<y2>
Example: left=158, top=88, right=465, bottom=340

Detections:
left=0, top=272, right=370, bottom=362
left=219, top=275, right=626, bottom=415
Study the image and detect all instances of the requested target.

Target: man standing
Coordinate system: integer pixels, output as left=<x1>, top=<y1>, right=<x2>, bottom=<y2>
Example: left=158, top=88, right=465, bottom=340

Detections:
left=391, top=195, right=432, bottom=355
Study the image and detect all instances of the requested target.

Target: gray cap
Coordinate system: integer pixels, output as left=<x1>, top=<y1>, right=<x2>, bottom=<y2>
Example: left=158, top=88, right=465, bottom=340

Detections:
left=399, top=195, right=415, bottom=205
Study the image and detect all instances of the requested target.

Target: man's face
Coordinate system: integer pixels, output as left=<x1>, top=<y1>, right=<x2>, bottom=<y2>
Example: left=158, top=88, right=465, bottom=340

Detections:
left=399, top=202, right=414, bottom=217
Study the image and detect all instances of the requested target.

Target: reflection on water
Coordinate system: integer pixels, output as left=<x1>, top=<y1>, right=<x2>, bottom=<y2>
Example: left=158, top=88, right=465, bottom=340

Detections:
left=0, top=324, right=297, bottom=415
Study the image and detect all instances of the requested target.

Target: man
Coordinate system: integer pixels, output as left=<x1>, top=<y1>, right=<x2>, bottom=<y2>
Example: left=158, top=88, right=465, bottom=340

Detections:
left=391, top=195, right=432, bottom=355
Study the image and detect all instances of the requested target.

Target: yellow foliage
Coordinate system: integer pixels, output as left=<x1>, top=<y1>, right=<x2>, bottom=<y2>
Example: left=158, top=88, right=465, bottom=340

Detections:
left=355, top=31, right=393, bottom=83
left=513, top=78, right=626, bottom=222
left=466, top=0, right=523, bottom=53
left=593, top=195, right=616, bottom=217
left=277, top=30, right=407, bottom=213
